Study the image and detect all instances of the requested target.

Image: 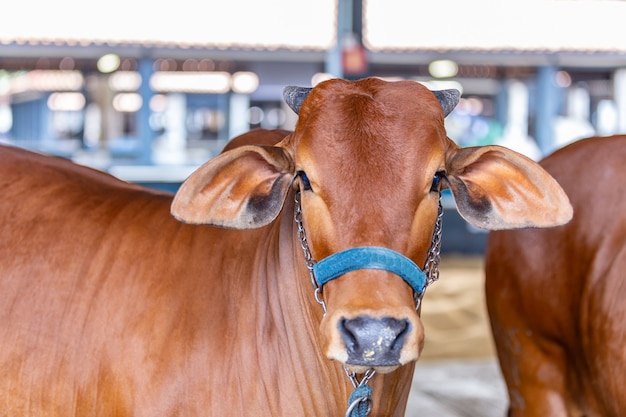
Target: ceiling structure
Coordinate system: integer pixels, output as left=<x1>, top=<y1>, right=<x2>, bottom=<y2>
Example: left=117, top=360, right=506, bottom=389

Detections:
left=1, top=0, right=625, bottom=69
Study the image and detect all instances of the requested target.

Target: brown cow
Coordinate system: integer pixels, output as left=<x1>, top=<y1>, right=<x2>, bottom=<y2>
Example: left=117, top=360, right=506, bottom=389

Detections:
left=0, top=77, right=571, bottom=416
left=485, top=135, right=626, bottom=416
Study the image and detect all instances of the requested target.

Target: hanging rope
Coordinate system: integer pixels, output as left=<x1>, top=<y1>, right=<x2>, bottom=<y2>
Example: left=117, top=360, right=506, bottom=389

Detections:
left=344, top=368, right=376, bottom=417
left=345, top=383, right=373, bottom=417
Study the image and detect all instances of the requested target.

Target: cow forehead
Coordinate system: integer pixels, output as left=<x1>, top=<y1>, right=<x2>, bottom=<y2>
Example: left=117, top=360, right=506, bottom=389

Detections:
left=301, top=78, right=445, bottom=122
left=286, top=79, right=447, bottom=253
left=292, top=78, right=448, bottom=188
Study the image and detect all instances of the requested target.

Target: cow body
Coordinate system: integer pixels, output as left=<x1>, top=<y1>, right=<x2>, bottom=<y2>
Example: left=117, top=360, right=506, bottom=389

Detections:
left=485, top=135, right=626, bottom=416
left=0, top=145, right=332, bottom=415
left=0, top=78, right=571, bottom=416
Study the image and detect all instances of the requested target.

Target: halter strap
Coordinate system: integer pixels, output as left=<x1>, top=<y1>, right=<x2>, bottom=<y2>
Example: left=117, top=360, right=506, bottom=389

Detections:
left=313, top=246, right=427, bottom=296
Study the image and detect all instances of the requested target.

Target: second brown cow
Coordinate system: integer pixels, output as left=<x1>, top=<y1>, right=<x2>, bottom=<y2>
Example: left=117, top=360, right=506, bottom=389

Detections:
left=486, top=135, right=626, bottom=416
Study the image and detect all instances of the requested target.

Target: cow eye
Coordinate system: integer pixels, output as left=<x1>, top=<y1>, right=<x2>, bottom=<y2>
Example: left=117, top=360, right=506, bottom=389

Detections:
left=297, top=171, right=312, bottom=191
left=430, top=171, right=445, bottom=192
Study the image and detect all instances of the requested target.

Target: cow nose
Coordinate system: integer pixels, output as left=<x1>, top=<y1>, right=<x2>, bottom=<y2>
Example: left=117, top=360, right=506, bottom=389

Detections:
left=339, top=316, right=410, bottom=367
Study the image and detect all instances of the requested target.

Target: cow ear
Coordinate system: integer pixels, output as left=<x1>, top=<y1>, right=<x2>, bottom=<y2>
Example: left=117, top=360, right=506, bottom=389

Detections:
left=445, top=144, right=573, bottom=230
left=171, top=145, right=294, bottom=229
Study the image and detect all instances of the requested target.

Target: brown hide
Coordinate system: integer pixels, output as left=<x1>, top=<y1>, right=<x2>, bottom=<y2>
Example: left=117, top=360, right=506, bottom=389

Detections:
left=485, top=135, right=626, bottom=416
left=0, top=78, right=571, bottom=416
left=0, top=144, right=369, bottom=416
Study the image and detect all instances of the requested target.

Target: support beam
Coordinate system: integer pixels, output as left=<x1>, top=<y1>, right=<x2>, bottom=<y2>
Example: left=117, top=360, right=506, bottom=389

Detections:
left=535, top=65, right=559, bottom=156
left=326, top=0, right=366, bottom=79
left=614, top=68, right=626, bottom=133
left=136, top=58, right=155, bottom=164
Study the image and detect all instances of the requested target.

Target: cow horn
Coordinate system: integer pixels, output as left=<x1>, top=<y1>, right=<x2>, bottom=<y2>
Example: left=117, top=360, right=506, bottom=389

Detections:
left=283, top=86, right=312, bottom=114
left=432, top=89, right=461, bottom=117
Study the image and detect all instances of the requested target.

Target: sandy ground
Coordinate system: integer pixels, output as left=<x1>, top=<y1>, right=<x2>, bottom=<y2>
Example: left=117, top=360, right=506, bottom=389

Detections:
left=404, top=256, right=509, bottom=417
left=420, top=256, right=495, bottom=360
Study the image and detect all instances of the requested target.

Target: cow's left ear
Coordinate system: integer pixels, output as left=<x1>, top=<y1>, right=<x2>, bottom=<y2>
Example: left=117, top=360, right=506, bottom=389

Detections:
left=171, top=145, right=294, bottom=229
left=445, top=144, right=573, bottom=230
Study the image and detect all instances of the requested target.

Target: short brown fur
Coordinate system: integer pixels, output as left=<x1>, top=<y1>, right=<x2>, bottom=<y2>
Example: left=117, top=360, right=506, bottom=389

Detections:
left=486, top=135, right=626, bottom=416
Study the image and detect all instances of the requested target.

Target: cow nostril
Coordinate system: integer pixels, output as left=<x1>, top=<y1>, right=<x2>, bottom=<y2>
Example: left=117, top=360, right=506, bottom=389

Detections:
left=339, top=317, right=363, bottom=351
left=338, top=316, right=411, bottom=366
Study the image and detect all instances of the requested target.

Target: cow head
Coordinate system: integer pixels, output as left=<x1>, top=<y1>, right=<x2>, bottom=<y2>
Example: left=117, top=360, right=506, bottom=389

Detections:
left=171, top=78, right=572, bottom=374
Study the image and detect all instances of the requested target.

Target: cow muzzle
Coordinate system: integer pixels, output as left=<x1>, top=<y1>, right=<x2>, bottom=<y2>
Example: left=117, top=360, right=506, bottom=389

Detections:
left=324, top=307, right=424, bottom=374
left=340, top=316, right=410, bottom=368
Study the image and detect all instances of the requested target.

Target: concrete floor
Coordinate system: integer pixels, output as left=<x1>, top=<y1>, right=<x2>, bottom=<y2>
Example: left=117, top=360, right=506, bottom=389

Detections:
left=406, top=358, right=508, bottom=417
left=403, top=256, right=509, bottom=417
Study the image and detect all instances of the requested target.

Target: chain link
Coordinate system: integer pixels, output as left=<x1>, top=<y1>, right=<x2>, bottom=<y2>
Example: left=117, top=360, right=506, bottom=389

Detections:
left=424, top=198, right=444, bottom=287
left=414, top=196, right=444, bottom=309
left=294, top=191, right=327, bottom=313
left=344, top=366, right=377, bottom=389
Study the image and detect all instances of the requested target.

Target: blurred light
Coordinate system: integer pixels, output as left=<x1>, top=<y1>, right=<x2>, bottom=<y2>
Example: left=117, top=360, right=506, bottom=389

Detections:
left=207, top=110, right=226, bottom=132
left=59, top=57, right=75, bottom=70
left=97, top=54, right=121, bottom=73
left=555, top=71, right=572, bottom=88
left=149, top=94, right=168, bottom=113
left=231, top=71, right=259, bottom=94
left=35, top=57, right=51, bottom=69
left=248, top=106, right=264, bottom=124
left=156, top=59, right=178, bottom=72
left=47, top=92, right=86, bottom=111
left=10, top=70, right=84, bottom=93
left=120, top=58, right=136, bottom=71
left=428, top=60, right=459, bottom=78
left=182, top=59, right=199, bottom=71
left=0, top=75, right=10, bottom=95
left=311, top=72, right=334, bottom=86
left=597, top=99, right=618, bottom=136
left=112, top=93, right=143, bottom=112
left=457, top=97, right=484, bottom=116
left=198, top=59, right=215, bottom=71
left=266, top=108, right=286, bottom=127
left=0, top=103, right=12, bottom=134
left=109, top=71, right=142, bottom=91
left=150, top=71, right=231, bottom=94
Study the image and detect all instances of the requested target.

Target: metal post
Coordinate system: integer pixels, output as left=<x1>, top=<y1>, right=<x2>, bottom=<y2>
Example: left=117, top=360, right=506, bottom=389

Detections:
left=614, top=68, right=626, bottom=133
left=137, top=58, right=154, bottom=164
left=325, top=0, right=351, bottom=78
left=535, top=65, right=559, bottom=156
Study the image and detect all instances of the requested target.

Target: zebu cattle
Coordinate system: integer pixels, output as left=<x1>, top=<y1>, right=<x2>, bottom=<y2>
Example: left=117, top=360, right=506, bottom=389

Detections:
left=0, top=77, right=571, bottom=416
left=485, top=135, right=626, bottom=417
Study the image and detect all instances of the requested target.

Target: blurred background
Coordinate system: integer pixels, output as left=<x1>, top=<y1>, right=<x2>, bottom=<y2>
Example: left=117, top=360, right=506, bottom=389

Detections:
left=4, top=0, right=624, bottom=255
left=2, top=1, right=624, bottom=413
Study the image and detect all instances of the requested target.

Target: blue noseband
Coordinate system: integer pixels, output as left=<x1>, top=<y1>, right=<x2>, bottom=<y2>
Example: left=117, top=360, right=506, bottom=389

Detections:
left=313, top=246, right=427, bottom=296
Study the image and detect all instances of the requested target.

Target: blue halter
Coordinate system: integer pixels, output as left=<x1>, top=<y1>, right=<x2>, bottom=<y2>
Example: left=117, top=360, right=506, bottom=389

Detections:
left=313, top=246, right=427, bottom=296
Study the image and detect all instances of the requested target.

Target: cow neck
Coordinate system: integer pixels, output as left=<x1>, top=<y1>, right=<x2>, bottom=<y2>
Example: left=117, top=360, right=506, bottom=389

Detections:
left=272, top=192, right=349, bottom=415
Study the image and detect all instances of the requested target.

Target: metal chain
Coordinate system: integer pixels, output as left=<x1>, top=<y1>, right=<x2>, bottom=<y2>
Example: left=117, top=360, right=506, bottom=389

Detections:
left=424, top=197, right=444, bottom=287
left=344, top=367, right=376, bottom=417
left=344, top=366, right=377, bottom=389
left=294, top=191, right=327, bottom=313
left=414, top=196, right=444, bottom=310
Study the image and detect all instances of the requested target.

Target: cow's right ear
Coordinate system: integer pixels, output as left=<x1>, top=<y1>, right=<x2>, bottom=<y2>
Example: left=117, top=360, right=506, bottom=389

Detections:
left=445, top=143, right=573, bottom=230
left=171, top=145, right=295, bottom=229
